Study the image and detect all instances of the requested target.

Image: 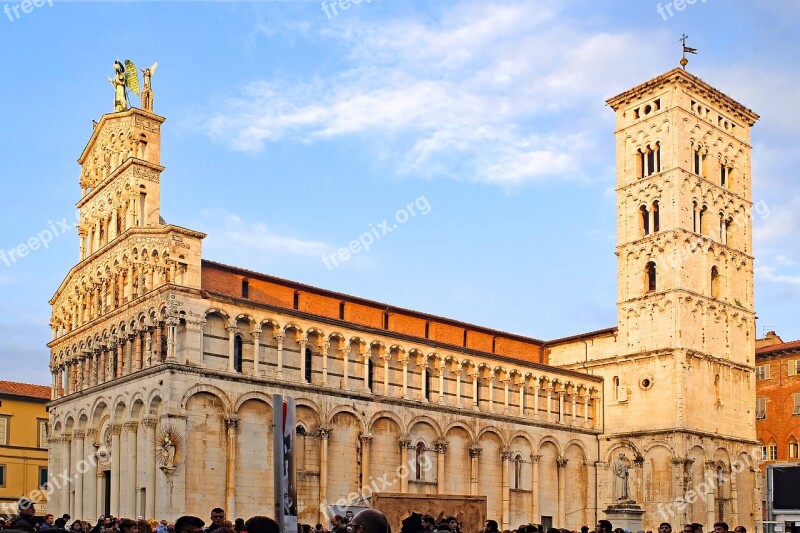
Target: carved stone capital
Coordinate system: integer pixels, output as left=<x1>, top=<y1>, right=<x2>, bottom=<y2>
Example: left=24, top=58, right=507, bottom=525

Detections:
left=557, top=456, right=569, bottom=468
left=501, top=448, right=514, bottom=461
left=317, top=427, right=332, bottom=440
left=225, top=417, right=239, bottom=430
left=359, top=433, right=373, bottom=443
left=85, top=428, right=99, bottom=439
left=274, top=334, right=285, bottom=343
left=109, top=424, right=123, bottom=436
left=141, top=416, right=158, bottom=429
left=434, top=440, right=449, bottom=454
left=469, top=446, right=482, bottom=458
left=399, top=438, right=413, bottom=450
left=73, top=429, right=86, bottom=439
left=531, top=454, right=542, bottom=464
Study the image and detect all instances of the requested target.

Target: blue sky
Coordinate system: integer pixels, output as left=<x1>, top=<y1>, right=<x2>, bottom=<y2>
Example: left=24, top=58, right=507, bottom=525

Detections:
left=1, top=0, right=799, bottom=385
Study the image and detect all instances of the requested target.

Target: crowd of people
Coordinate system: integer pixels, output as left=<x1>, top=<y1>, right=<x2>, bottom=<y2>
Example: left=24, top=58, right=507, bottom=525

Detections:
left=0, top=498, right=751, bottom=533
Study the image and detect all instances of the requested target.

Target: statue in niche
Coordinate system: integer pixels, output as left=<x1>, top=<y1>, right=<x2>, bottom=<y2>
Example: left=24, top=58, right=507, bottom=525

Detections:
left=161, top=435, right=176, bottom=468
left=613, top=452, right=630, bottom=502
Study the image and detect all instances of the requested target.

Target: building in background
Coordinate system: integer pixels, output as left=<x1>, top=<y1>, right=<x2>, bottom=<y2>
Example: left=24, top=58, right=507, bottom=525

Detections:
left=0, top=381, right=50, bottom=513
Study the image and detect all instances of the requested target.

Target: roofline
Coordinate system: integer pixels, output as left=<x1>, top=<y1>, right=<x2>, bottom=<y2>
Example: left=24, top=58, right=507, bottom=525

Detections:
left=78, top=107, right=166, bottom=164
left=0, top=392, right=50, bottom=403
left=544, top=327, right=618, bottom=347
left=606, top=67, right=759, bottom=126
left=202, top=259, right=547, bottom=345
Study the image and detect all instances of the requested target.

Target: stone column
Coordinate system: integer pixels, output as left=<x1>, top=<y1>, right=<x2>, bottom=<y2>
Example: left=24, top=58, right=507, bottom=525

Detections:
left=144, top=328, right=153, bottom=367
left=400, top=355, right=409, bottom=399
left=557, top=456, right=568, bottom=526
left=275, top=334, right=285, bottom=376
left=455, top=369, right=462, bottom=407
left=154, top=323, right=163, bottom=364
left=342, top=344, right=351, bottom=390
left=382, top=354, right=390, bottom=396
left=226, top=417, right=239, bottom=518
left=705, top=461, right=716, bottom=528
left=166, top=317, right=178, bottom=362
left=124, top=335, right=134, bottom=376
left=79, top=229, right=87, bottom=260
left=363, top=349, right=370, bottom=391
left=533, top=384, right=541, bottom=419
left=487, top=376, right=495, bottom=413
left=123, top=421, right=139, bottom=518
left=252, top=330, right=262, bottom=376
left=73, top=430, right=85, bottom=518
left=399, top=439, right=411, bottom=492
left=472, top=373, right=479, bottom=409
left=318, top=427, right=332, bottom=523
left=469, top=446, right=481, bottom=496
left=435, top=441, right=448, bottom=494
left=84, top=429, right=98, bottom=520
left=519, top=385, right=526, bottom=416
left=110, top=425, right=121, bottom=516
left=501, top=449, right=512, bottom=529
left=730, top=465, right=739, bottom=526
left=321, top=341, right=330, bottom=385
left=583, top=394, right=591, bottom=427
left=558, top=391, right=565, bottom=423
left=503, top=379, right=510, bottom=413
left=116, top=339, right=124, bottom=378
left=96, top=471, right=104, bottom=520
left=134, top=331, right=143, bottom=371
left=298, top=338, right=308, bottom=383
left=142, top=417, right=158, bottom=520
left=359, top=434, right=372, bottom=492
left=61, top=433, right=72, bottom=517
left=531, top=454, right=541, bottom=523
left=437, top=366, right=445, bottom=404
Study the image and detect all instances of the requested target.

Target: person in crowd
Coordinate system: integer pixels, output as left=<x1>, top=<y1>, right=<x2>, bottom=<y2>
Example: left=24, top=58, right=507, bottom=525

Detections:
left=70, top=522, right=84, bottom=533
left=136, top=520, right=152, bottom=533
left=314, top=524, right=324, bottom=533
left=482, top=521, right=500, bottom=533
left=330, top=516, right=347, bottom=533
left=417, top=516, right=435, bottom=533
left=243, top=517, right=279, bottom=533
left=118, top=520, right=137, bottom=533
left=444, top=517, right=459, bottom=533
left=344, top=513, right=354, bottom=526
left=581, top=527, right=589, bottom=533
left=595, top=522, right=612, bottom=533
left=733, top=528, right=746, bottom=533
left=175, top=517, right=205, bottom=533
left=205, top=510, right=225, bottom=533
left=8, top=499, right=37, bottom=532
left=713, top=524, right=729, bottom=533
left=658, top=525, right=672, bottom=533
left=691, top=525, right=703, bottom=533
left=157, top=521, right=170, bottom=533
left=40, top=515, right=57, bottom=531
left=233, top=520, right=245, bottom=533
left=682, top=526, right=692, bottom=533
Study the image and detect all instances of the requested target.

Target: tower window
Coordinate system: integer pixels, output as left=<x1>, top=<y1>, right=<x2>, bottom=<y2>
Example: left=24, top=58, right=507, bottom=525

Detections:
left=304, top=347, right=313, bottom=383
left=463, top=330, right=468, bottom=347
left=646, top=145, right=655, bottom=176
left=512, top=455, right=523, bottom=490
left=646, top=261, right=657, bottom=292
left=339, top=301, right=345, bottom=320
left=711, top=266, right=720, bottom=298
left=383, top=312, right=390, bottom=329
left=612, top=376, right=620, bottom=400
left=415, top=443, right=426, bottom=480
left=293, top=291, right=300, bottom=310
left=699, top=205, right=707, bottom=234
left=637, top=149, right=645, bottom=179
left=721, top=165, right=728, bottom=188
left=652, top=201, right=660, bottom=232
left=233, top=335, right=243, bottom=373
left=491, top=336, right=497, bottom=354
left=693, top=146, right=706, bottom=176
left=424, top=321, right=430, bottom=339
left=241, top=279, right=249, bottom=299
left=640, top=205, right=650, bottom=236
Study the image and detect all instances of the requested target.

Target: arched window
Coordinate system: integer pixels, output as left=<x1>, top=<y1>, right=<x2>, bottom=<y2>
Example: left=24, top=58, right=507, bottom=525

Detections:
left=652, top=200, right=660, bottom=232
left=768, top=439, right=778, bottom=461
left=699, top=205, right=707, bottom=234
left=367, top=358, right=374, bottom=391
left=646, top=145, right=655, bottom=176
left=415, top=442, right=426, bottom=480
left=640, top=205, right=650, bottom=236
left=296, top=425, right=307, bottom=470
left=789, top=437, right=799, bottom=459
left=711, top=266, right=721, bottom=298
left=234, top=335, right=243, bottom=373
left=475, top=376, right=482, bottom=404
left=612, top=376, right=620, bottom=400
left=304, top=347, right=313, bottom=383
left=241, top=279, right=249, bottom=299
left=637, top=149, right=645, bottom=179
left=646, top=261, right=657, bottom=292
left=512, top=455, right=523, bottom=490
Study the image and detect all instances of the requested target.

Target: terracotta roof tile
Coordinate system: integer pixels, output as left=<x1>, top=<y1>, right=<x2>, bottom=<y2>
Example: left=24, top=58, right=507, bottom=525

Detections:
left=0, top=380, right=51, bottom=400
left=756, top=339, right=800, bottom=355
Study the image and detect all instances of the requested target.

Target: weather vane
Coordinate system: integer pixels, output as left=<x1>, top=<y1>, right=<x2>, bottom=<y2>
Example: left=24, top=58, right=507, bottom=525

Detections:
left=680, top=34, right=698, bottom=70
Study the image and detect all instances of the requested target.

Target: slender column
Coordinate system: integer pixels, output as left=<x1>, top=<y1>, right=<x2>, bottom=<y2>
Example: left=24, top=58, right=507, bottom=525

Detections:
left=571, top=393, right=578, bottom=425
left=730, top=466, right=739, bottom=526
left=318, top=427, right=331, bottom=523
left=166, top=317, right=178, bottom=362
left=455, top=369, right=462, bottom=407
left=533, top=384, right=541, bottom=418
left=531, top=455, right=541, bottom=523
left=298, top=338, right=308, bottom=383
left=75, top=356, right=84, bottom=391
left=583, top=394, right=590, bottom=427
left=321, top=341, right=330, bottom=385
left=399, top=439, right=411, bottom=492
left=363, top=349, right=370, bottom=390
left=469, top=447, right=481, bottom=495
left=252, top=331, right=262, bottom=376
left=142, top=416, right=158, bottom=520
left=487, top=376, right=495, bottom=413
left=705, top=461, right=716, bottom=528
left=437, top=365, right=445, bottom=403
left=124, top=335, right=133, bottom=376
left=275, top=334, right=285, bottom=376
left=342, top=344, right=351, bottom=389
left=359, top=434, right=372, bottom=491
left=225, top=418, right=239, bottom=518
left=545, top=387, right=553, bottom=421
left=144, top=328, right=153, bottom=367
left=109, top=425, right=121, bottom=516
left=435, top=441, right=448, bottom=494
left=96, top=471, right=104, bottom=521
left=84, top=429, right=98, bottom=520
left=557, top=456, right=568, bottom=526
left=501, top=449, right=512, bottom=529
left=519, top=385, right=526, bottom=416
left=154, top=323, right=163, bottom=363
left=134, top=331, right=143, bottom=371
left=472, top=373, right=479, bottom=408
left=226, top=325, right=236, bottom=372
left=79, top=229, right=87, bottom=260
left=61, top=433, right=73, bottom=517
left=124, top=421, right=139, bottom=518
left=401, top=355, right=409, bottom=399
left=382, top=354, right=390, bottom=396
left=503, top=379, right=510, bottom=412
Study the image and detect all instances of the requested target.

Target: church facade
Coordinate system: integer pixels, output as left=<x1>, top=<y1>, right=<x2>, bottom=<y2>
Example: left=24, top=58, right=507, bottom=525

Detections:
left=45, top=66, right=760, bottom=531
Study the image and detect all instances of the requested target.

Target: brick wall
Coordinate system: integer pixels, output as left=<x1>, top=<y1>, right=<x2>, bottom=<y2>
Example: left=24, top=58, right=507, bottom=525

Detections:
left=756, top=344, right=800, bottom=463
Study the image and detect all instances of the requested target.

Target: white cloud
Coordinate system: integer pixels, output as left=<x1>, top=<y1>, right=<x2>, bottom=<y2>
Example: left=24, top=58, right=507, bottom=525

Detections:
left=199, top=2, right=673, bottom=186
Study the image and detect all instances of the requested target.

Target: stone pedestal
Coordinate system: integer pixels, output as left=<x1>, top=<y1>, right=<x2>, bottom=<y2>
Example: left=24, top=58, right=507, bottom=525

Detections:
left=603, top=501, right=645, bottom=532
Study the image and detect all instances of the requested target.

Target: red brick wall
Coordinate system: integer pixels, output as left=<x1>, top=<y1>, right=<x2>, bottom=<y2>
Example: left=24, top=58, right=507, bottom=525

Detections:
left=201, top=261, right=543, bottom=363
left=756, top=350, right=800, bottom=463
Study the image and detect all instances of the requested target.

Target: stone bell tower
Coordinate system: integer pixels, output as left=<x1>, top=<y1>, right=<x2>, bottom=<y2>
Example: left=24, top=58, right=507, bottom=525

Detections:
left=549, top=67, right=762, bottom=529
